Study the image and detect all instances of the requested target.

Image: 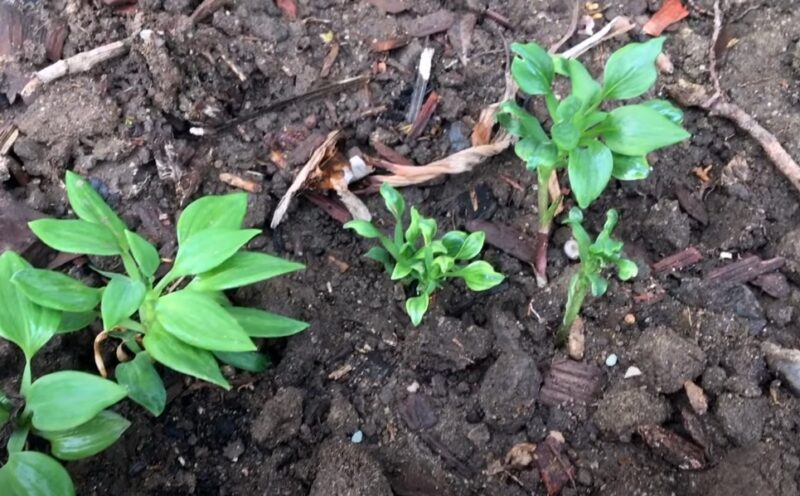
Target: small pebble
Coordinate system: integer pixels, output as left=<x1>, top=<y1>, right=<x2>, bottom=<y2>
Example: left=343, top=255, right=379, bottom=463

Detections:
left=564, top=239, right=580, bottom=260
left=623, top=313, right=636, bottom=325
left=407, top=381, right=420, bottom=393
left=351, top=430, right=364, bottom=444
left=605, top=354, right=618, bottom=367
left=624, top=366, right=642, bottom=378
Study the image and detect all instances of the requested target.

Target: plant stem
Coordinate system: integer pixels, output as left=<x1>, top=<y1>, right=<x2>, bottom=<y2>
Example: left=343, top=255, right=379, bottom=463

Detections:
left=558, top=273, right=588, bottom=342
left=121, top=251, right=142, bottom=282
left=534, top=168, right=555, bottom=286
left=20, top=359, right=32, bottom=395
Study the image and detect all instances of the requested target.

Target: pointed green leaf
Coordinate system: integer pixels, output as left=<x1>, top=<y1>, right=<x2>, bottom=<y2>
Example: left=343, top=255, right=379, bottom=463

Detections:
left=612, top=154, right=651, bottom=180
left=40, top=410, right=130, bottom=461
left=65, top=171, right=127, bottom=244
left=455, top=231, right=485, bottom=260
left=143, top=323, right=229, bottom=389
left=191, top=251, right=304, bottom=291
left=441, top=231, right=467, bottom=257
left=510, top=42, right=554, bottom=96
left=602, top=37, right=665, bottom=100
left=213, top=351, right=271, bottom=373
left=496, top=101, right=548, bottom=143
left=124, top=230, right=160, bottom=278
left=391, top=260, right=415, bottom=280
left=418, top=217, right=437, bottom=245
left=601, top=104, right=690, bottom=156
left=115, top=352, right=166, bottom=416
left=583, top=111, right=609, bottom=131
left=455, top=261, right=505, bottom=291
left=226, top=306, right=309, bottom=338
left=101, top=275, right=145, bottom=330
left=567, top=59, right=602, bottom=110
left=641, top=99, right=684, bottom=125
left=405, top=294, right=429, bottom=326
left=568, top=140, right=613, bottom=209
left=0, top=451, right=75, bottom=496
left=57, top=311, right=97, bottom=334
left=170, top=228, right=259, bottom=277
left=177, top=193, right=248, bottom=244
left=379, top=183, right=405, bottom=222
left=12, top=268, right=101, bottom=312
left=29, top=219, right=120, bottom=256
left=27, top=371, right=127, bottom=431
left=344, top=220, right=384, bottom=239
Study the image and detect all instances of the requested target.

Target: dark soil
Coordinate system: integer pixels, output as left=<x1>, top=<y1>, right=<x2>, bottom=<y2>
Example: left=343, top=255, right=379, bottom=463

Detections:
left=2, top=0, right=800, bottom=494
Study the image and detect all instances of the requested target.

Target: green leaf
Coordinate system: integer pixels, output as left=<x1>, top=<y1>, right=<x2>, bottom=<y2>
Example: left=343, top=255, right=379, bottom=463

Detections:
left=433, top=255, right=455, bottom=276
left=114, top=352, right=166, bottom=416
left=617, top=258, right=639, bottom=280
left=101, top=275, right=146, bottom=330
left=583, top=111, right=609, bottom=131
left=155, top=290, right=255, bottom=352
left=143, top=323, right=229, bottom=389
left=563, top=208, right=592, bottom=261
left=190, top=251, right=304, bottom=291
left=568, top=140, right=613, bottom=209
left=226, top=306, right=309, bottom=338
left=602, top=37, right=665, bottom=100
left=27, top=371, right=127, bottom=431
left=510, top=42, right=554, bottom=96
left=29, top=219, right=120, bottom=256
left=552, top=121, right=580, bottom=151
left=551, top=54, right=569, bottom=76
left=441, top=231, right=467, bottom=257
left=40, top=410, right=130, bottom=461
left=12, top=268, right=101, bottom=312
left=455, top=231, right=485, bottom=260
left=124, top=230, right=160, bottom=278
left=405, top=208, right=422, bottom=244
left=57, top=311, right=96, bottom=334
left=0, top=393, right=10, bottom=426
left=65, top=171, right=128, bottom=244
left=418, top=217, right=437, bottom=245
left=567, top=59, right=602, bottom=110
left=170, top=228, right=260, bottom=277
left=612, top=154, right=651, bottom=180
left=213, top=351, right=270, bottom=373
left=641, top=99, right=684, bottom=125
left=379, top=183, right=405, bottom=222
left=0, top=451, right=75, bottom=496
left=364, top=246, right=395, bottom=273
left=0, top=252, right=60, bottom=358
left=177, top=193, right=248, bottom=244
left=601, top=104, right=690, bottom=156
left=496, top=101, right=548, bottom=143
left=555, top=95, right=583, bottom=123
left=405, top=294, right=429, bottom=326
left=344, top=220, right=384, bottom=239
left=391, top=260, right=415, bottom=280
left=455, top=261, right=505, bottom=291
left=588, top=272, right=608, bottom=297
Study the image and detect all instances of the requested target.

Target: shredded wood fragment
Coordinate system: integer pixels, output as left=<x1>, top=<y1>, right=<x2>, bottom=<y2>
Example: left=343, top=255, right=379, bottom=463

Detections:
left=219, top=172, right=262, bottom=193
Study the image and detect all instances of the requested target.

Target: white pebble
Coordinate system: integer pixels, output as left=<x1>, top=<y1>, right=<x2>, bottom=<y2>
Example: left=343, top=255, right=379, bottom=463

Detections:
left=605, top=354, right=618, bottom=367
left=564, top=239, right=580, bottom=260
left=351, top=430, right=364, bottom=444
left=406, top=381, right=420, bottom=393
left=624, top=366, right=642, bottom=378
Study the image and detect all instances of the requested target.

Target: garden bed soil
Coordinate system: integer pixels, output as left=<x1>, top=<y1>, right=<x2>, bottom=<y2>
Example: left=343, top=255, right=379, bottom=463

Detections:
left=2, top=0, right=800, bottom=494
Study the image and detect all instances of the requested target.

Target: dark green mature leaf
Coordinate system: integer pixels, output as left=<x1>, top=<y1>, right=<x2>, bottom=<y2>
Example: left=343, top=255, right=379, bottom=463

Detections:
left=143, top=323, right=229, bottom=389
left=101, top=275, right=146, bottom=330
left=555, top=95, right=583, bottom=123
left=455, top=261, right=505, bottom=291
left=65, top=171, right=128, bottom=244
left=40, top=410, right=130, bottom=461
left=567, top=59, right=602, bottom=110
left=568, top=140, right=613, bottom=209
left=455, top=231, right=485, bottom=260
left=170, top=228, right=260, bottom=277
left=27, top=371, right=127, bottom=431
left=379, top=183, right=405, bottom=223
left=612, top=154, right=651, bottom=180
left=213, top=351, right=270, bottom=373
left=124, top=230, right=160, bottom=278
left=617, top=258, right=639, bottom=280
left=57, top=311, right=96, bottom=334
left=155, top=290, right=255, bottom=352
left=641, top=99, right=684, bottom=125
left=344, top=220, right=384, bottom=239
left=177, top=193, right=248, bottom=244
left=525, top=142, right=558, bottom=170
left=0, top=451, right=75, bottom=496
left=12, top=268, right=102, bottom=313
left=115, top=352, right=166, bottom=416
left=510, top=42, right=554, bottom=96
left=583, top=111, right=608, bottom=131
left=226, top=307, right=309, bottom=338
left=441, top=231, right=467, bottom=257
left=552, top=121, right=580, bottom=151
left=405, top=294, right=429, bottom=326
left=601, top=105, right=690, bottom=155
left=602, top=37, right=665, bottom=100
left=29, top=219, right=120, bottom=255
left=191, top=252, right=304, bottom=291
left=0, top=252, right=60, bottom=358
left=496, top=101, right=548, bottom=143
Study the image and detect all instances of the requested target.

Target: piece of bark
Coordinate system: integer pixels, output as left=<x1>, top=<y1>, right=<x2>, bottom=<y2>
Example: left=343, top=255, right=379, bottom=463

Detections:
left=652, top=247, right=703, bottom=273
left=535, top=432, right=576, bottom=496
left=504, top=443, right=537, bottom=469
left=637, top=424, right=706, bottom=470
left=539, top=358, right=603, bottom=407
left=405, top=10, right=456, bottom=38
left=275, top=0, right=297, bottom=19
left=366, top=0, right=410, bottom=14
left=370, top=141, right=414, bottom=166
left=371, top=36, right=410, bottom=52
left=320, top=41, right=339, bottom=78
left=704, top=256, right=784, bottom=287
left=465, top=220, right=535, bottom=265
left=303, top=192, right=351, bottom=224
left=407, top=91, right=439, bottom=141
left=751, top=272, right=791, bottom=299
left=674, top=186, right=708, bottom=225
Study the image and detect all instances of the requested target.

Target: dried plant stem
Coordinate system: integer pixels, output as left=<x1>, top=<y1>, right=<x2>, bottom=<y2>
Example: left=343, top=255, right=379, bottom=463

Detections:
left=94, top=331, right=110, bottom=378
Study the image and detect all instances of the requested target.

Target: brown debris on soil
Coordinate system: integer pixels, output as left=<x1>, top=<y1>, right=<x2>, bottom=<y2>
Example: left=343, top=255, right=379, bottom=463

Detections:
left=643, top=0, right=690, bottom=36
left=539, top=358, right=603, bottom=408
left=637, top=424, right=707, bottom=470
left=652, top=247, right=703, bottom=273
left=704, top=255, right=784, bottom=287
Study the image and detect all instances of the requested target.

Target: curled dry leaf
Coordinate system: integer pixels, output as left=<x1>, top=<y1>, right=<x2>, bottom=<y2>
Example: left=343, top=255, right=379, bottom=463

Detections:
left=637, top=424, right=706, bottom=470
left=535, top=432, right=575, bottom=496
left=643, top=0, right=689, bottom=37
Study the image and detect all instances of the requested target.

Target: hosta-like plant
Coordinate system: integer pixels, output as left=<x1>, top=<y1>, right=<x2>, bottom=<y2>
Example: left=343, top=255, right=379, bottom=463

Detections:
left=10, top=171, right=308, bottom=417
left=0, top=251, right=129, bottom=495
left=345, top=183, right=504, bottom=325
left=498, top=37, right=690, bottom=283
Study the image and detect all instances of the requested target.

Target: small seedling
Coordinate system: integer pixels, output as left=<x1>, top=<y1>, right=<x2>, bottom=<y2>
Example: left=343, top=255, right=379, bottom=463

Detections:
left=0, top=252, right=129, bottom=495
left=345, top=183, right=504, bottom=326
left=498, top=37, right=690, bottom=282
left=9, top=171, right=308, bottom=417
left=558, top=208, right=637, bottom=341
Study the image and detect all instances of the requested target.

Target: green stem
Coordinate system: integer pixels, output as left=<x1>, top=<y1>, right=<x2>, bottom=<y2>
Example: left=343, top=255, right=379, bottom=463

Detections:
left=153, top=269, right=177, bottom=295
left=121, top=251, right=142, bottom=282
left=545, top=93, right=559, bottom=117
left=558, top=273, right=589, bottom=342
left=7, top=426, right=29, bottom=454
left=20, top=359, right=32, bottom=395
left=537, top=168, right=555, bottom=232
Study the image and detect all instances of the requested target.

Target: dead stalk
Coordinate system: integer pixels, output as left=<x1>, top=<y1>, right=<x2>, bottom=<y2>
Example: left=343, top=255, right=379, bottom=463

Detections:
left=94, top=331, right=109, bottom=378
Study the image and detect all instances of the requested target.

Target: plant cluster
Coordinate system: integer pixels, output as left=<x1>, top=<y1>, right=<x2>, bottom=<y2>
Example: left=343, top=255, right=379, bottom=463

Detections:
left=345, top=183, right=504, bottom=325
left=0, top=172, right=307, bottom=491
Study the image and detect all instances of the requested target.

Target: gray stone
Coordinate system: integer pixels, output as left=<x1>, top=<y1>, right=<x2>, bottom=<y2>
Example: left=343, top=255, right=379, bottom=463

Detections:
left=251, top=387, right=304, bottom=448
left=633, top=326, right=706, bottom=393
left=777, top=228, right=800, bottom=284
left=594, top=388, right=671, bottom=439
left=762, top=342, right=800, bottom=396
left=479, top=352, right=541, bottom=432
left=308, top=440, right=392, bottom=496
left=691, top=443, right=798, bottom=496
left=643, top=199, right=692, bottom=253
left=714, top=393, right=769, bottom=446
left=326, top=390, right=361, bottom=435
left=404, top=316, right=493, bottom=372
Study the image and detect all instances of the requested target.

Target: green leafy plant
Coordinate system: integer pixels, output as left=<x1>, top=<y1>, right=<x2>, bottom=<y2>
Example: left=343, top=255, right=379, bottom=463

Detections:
left=558, top=208, right=637, bottom=341
left=344, top=183, right=504, bottom=326
left=0, top=251, right=129, bottom=495
left=497, top=37, right=689, bottom=283
left=9, top=171, right=308, bottom=417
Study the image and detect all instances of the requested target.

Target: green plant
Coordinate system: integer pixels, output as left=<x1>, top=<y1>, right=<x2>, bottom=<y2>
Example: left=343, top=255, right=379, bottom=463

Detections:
left=558, top=208, right=637, bottom=341
left=0, top=251, right=129, bottom=495
left=9, top=171, right=308, bottom=417
left=344, top=183, right=504, bottom=326
left=497, top=37, right=689, bottom=283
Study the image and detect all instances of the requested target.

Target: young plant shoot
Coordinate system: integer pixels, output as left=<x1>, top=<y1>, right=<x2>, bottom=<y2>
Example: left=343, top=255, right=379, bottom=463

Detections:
left=558, top=208, right=637, bottom=341
left=0, top=251, right=129, bottom=495
left=345, top=183, right=504, bottom=326
left=9, top=171, right=308, bottom=417
left=497, top=37, right=690, bottom=284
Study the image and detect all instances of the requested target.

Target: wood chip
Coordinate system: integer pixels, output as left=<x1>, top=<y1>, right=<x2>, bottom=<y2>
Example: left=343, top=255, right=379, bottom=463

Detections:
left=637, top=424, right=706, bottom=470
left=407, top=91, right=439, bottom=141
left=320, top=41, right=339, bottom=78
left=370, top=141, right=414, bottom=165
left=539, top=358, right=603, bottom=407
left=0, top=190, right=51, bottom=266
left=405, top=10, right=456, bottom=38
left=504, top=443, right=537, bottom=469
left=684, top=380, right=708, bottom=415
left=751, top=272, right=791, bottom=299
left=371, top=36, right=410, bottom=52
left=0, top=124, right=19, bottom=155
left=535, top=432, right=576, bottom=496
left=652, top=247, right=703, bottom=273
left=219, top=172, right=262, bottom=193
left=327, top=363, right=353, bottom=380
left=704, top=255, right=785, bottom=287
left=303, top=192, right=351, bottom=224
left=465, top=220, right=535, bottom=265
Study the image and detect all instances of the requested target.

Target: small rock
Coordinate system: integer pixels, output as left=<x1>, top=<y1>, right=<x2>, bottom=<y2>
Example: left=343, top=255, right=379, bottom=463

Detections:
left=564, top=239, right=579, bottom=260
left=762, top=342, right=800, bottom=396
left=351, top=430, right=364, bottom=444
left=466, top=423, right=491, bottom=447
left=633, top=326, right=706, bottom=393
left=714, top=394, right=768, bottom=446
left=308, top=440, right=393, bottom=496
left=643, top=199, right=692, bottom=253
left=406, top=381, right=420, bottom=393
left=684, top=380, right=708, bottom=415
left=701, top=366, right=728, bottom=395
left=594, top=388, right=671, bottom=439
left=624, top=366, right=643, bottom=378
left=223, top=439, right=245, bottom=462
left=479, top=352, right=542, bottom=432
left=251, top=387, right=304, bottom=448
left=776, top=228, right=800, bottom=283
left=605, top=354, right=618, bottom=367
left=326, top=390, right=361, bottom=434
